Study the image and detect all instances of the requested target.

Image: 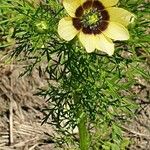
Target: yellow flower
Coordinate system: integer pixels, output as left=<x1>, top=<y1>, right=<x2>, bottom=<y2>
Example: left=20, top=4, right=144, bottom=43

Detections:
left=58, top=0, right=135, bottom=56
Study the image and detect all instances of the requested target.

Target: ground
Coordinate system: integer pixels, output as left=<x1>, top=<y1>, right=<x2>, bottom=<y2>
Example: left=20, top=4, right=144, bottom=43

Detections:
left=0, top=58, right=150, bottom=149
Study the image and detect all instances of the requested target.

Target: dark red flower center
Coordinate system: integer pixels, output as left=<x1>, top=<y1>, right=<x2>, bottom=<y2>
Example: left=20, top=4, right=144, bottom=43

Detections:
left=72, top=0, right=109, bottom=34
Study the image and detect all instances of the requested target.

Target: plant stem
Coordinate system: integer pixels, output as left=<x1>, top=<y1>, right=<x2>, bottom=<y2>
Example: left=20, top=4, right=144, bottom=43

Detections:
left=78, top=112, right=90, bottom=150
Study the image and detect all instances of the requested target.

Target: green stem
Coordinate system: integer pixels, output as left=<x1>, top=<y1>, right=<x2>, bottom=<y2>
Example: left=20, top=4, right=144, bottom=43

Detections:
left=73, top=93, right=90, bottom=149
left=78, top=112, right=90, bottom=150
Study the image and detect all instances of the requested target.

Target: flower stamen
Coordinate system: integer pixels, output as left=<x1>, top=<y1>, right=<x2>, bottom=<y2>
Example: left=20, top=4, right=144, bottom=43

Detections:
left=81, top=8, right=102, bottom=27
left=73, top=1, right=109, bottom=34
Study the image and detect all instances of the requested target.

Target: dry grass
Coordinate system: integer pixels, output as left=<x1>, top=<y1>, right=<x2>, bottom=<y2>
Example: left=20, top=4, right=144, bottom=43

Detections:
left=0, top=58, right=57, bottom=150
left=0, top=53, right=150, bottom=149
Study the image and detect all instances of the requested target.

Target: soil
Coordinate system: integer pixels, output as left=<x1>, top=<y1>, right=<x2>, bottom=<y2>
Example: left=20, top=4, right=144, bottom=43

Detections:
left=0, top=55, right=150, bottom=150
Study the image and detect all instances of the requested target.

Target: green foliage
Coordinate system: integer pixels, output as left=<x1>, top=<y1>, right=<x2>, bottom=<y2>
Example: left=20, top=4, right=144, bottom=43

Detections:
left=0, top=0, right=149, bottom=149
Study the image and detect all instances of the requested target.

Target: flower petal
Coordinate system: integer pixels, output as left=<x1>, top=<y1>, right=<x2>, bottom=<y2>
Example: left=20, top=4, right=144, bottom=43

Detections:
left=95, top=34, right=115, bottom=56
left=81, top=0, right=87, bottom=3
left=58, top=17, right=79, bottom=41
left=106, top=7, right=135, bottom=26
left=63, top=0, right=81, bottom=17
left=79, top=32, right=96, bottom=53
left=100, top=0, right=119, bottom=7
left=102, top=22, right=129, bottom=40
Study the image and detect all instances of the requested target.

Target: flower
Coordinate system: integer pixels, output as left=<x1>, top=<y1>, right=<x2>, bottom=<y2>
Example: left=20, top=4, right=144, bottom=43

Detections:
left=58, top=0, right=135, bottom=56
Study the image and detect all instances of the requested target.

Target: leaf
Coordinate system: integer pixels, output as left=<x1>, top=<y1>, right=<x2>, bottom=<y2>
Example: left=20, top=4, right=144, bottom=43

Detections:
left=111, top=143, right=120, bottom=150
